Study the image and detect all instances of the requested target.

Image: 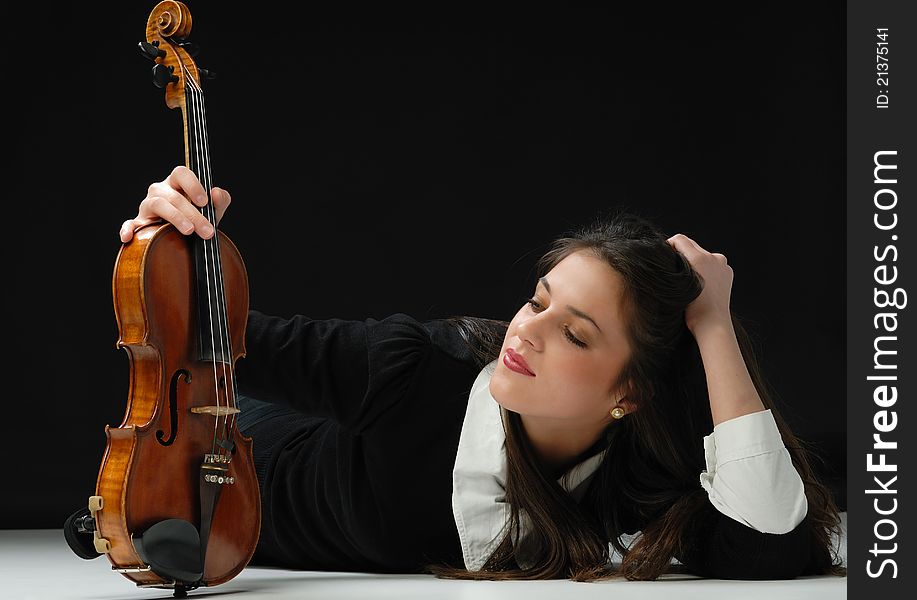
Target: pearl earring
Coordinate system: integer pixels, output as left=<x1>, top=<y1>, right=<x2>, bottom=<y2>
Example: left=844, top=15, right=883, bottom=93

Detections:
left=610, top=406, right=625, bottom=419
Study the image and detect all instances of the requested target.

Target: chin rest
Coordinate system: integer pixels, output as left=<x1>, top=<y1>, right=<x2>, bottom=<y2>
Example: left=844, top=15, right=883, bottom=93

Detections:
left=134, top=519, right=204, bottom=585
left=63, top=506, right=101, bottom=560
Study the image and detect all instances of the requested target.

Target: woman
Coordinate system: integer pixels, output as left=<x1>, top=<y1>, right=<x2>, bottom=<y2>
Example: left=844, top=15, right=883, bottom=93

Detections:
left=119, top=166, right=846, bottom=581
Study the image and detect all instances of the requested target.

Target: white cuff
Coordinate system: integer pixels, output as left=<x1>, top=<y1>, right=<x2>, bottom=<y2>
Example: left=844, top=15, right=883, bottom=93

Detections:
left=699, top=409, right=808, bottom=534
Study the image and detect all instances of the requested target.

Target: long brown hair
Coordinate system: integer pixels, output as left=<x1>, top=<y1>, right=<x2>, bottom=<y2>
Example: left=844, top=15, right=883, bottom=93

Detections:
left=425, top=208, right=846, bottom=581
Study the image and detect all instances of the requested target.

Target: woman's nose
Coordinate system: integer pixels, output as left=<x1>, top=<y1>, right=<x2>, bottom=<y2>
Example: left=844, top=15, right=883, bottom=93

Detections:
left=516, top=314, right=543, bottom=350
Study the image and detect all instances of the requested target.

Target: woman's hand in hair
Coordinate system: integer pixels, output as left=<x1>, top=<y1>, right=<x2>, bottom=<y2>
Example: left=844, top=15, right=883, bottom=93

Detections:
left=666, top=233, right=734, bottom=335
left=119, top=165, right=232, bottom=243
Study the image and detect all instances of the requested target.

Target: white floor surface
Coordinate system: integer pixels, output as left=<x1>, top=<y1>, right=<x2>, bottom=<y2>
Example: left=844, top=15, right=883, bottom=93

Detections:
left=3, top=512, right=846, bottom=600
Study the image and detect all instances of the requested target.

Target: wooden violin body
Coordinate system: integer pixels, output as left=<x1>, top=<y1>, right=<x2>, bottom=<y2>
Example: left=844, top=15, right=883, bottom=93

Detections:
left=94, top=222, right=260, bottom=590
left=87, top=2, right=261, bottom=595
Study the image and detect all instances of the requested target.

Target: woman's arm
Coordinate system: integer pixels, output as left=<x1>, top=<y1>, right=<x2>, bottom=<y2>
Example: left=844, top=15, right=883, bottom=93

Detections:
left=237, top=310, right=433, bottom=435
left=666, top=233, right=813, bottom=578
left=665, top=233, right=765, bottom=426
left=693, top=319, right=766, bottom=427
left=674, top=498, right=813, bottom=579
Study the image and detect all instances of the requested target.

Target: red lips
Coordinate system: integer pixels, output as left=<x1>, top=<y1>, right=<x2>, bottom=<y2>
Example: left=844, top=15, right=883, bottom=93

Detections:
left=505, top=348, right=535, bottom=376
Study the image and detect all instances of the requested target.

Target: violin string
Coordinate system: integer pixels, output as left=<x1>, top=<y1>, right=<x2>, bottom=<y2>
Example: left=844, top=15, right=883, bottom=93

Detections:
left=183, top=65, right=238, bottom=458
left=187, top=66, right=239, bottom=458
left=185, top=73, right=221, bottom=458
left=183, top=66, right=225, bottom=459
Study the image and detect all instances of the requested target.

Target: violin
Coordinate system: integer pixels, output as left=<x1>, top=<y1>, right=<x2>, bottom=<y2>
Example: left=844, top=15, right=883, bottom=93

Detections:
left=79, top=2, right=261, bottom=596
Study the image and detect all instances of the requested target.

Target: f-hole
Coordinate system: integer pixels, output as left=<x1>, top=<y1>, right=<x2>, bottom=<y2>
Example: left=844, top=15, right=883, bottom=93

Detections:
left=157, top=369, right=191, bottom=446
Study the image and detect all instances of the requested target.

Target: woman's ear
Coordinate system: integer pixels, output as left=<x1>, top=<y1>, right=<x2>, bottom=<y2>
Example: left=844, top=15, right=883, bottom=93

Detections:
left=612, top=394, right=638, bottom=416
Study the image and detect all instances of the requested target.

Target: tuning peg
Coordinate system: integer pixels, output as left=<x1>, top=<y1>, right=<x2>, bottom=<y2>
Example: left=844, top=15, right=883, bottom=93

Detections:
left=138, top=40, right=166, bottom=62
left=198, top=68, right=217, bottom=80
left=172, top=38, right=200, bottom=58
left=152, top=63, right=178, bottom=88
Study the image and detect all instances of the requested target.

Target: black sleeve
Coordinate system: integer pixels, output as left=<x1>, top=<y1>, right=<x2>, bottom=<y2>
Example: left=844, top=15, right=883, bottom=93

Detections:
left=673, top=499, right=813, bottom=579
left=235, top=309, right=433, bottom=435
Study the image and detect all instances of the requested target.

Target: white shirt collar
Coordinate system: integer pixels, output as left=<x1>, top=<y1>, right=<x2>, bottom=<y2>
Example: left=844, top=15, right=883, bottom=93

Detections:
left=451, top=359, right=607, bottom=571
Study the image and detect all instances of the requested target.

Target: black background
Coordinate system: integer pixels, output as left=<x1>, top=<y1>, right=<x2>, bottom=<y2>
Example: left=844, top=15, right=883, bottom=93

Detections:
left=6, top=3, right=844, bottom=528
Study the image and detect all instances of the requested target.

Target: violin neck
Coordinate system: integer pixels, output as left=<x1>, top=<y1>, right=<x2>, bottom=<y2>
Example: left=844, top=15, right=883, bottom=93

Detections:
left=183, top=87, right=218, bottom=226
left=182, top=86, right=231, bottom=365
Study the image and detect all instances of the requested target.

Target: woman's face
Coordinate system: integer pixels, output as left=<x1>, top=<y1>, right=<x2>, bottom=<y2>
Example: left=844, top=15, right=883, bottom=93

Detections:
left=490, top=249, right=633, bottom=424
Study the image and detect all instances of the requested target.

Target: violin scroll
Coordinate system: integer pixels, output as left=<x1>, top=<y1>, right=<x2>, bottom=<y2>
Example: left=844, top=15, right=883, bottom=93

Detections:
left=143, top=1, right=200, bottom=109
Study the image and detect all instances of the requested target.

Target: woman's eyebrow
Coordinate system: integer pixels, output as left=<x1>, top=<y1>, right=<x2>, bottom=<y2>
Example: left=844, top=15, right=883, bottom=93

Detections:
left=537, top=276, right=603, bottom=334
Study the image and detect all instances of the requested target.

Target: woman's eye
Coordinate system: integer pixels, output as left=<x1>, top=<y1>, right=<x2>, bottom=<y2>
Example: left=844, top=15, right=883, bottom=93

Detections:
left=524, top=297, right=543, bottom=311
left=563, top=326, right=587, bottom=348
left=524, top=297, right=587, bottom=348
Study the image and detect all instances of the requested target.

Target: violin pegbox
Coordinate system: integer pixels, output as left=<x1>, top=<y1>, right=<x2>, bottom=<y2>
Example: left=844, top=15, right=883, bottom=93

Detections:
left=139, top=0, right=201, bottom=110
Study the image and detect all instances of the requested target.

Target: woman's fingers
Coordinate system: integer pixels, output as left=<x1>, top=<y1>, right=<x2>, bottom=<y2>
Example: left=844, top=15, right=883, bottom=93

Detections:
left=119, top=166, right=229, bottom=243
left=155, top=166, right=214, bottom=236
left=167, top=165, right=209, bottom=208
left=668, top=233, right=728, bottom=266
left=668, top=232, right=704, bottom=255
left=119, top=219, right=139, bottom=243
left=211, top=186, right=231, bottom=223
left=666, top=232, right=735, bottom=331
left=142, top=194, right=214, bottom=238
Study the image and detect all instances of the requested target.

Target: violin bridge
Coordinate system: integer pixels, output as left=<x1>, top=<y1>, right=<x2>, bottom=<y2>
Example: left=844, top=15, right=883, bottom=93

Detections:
left=204, top=453, right=231, bottom=464
left=190, top=406, right=241, bottom=416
